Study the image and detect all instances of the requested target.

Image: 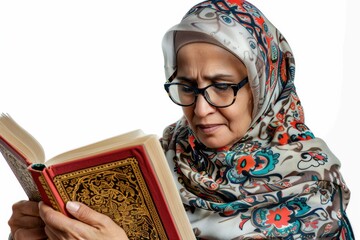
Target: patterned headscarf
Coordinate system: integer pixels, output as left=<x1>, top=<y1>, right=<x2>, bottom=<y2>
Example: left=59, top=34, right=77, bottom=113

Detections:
left=161, top=0, right=354, bottom=239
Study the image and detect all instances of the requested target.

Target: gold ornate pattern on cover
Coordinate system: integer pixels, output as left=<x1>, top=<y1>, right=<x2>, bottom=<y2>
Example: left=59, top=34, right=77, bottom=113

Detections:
left=38, top=175, right=60, bottom=211
left=53, top=157, right=168, bottom=240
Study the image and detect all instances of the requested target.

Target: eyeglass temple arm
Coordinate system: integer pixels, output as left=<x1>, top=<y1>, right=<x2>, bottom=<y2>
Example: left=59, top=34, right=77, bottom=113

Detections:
left=167, top=70, right=178, bottom=82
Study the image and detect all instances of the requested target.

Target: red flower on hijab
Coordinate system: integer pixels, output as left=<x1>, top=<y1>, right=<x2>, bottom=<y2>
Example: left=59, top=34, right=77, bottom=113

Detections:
left=278, top=133, right=290, bottom=145
left=276, top=111, right=285, bottom=122
left=297, top=134, right=313, bottom=141
left=236, top=155, right=256, bottom=174
left=290, top=102, right=295, bottom=110
left=280, top=57, right=288, bottom=83
left=188, top=135, right=196, bottom=148
left=305, top=220, right=318, bottom=229
left=225, top=0, right=244, bottom=6
left=290, top=120, right=299, bottom=129
left=265, top=206, right=292, bottom=229
left=309, top=152, right=326, bottom=162
left=277, top=126, right=285, bottom=132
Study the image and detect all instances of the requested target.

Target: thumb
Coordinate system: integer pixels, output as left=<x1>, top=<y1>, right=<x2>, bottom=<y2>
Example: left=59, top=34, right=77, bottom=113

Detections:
left=66, top=201, right=111, bottom=226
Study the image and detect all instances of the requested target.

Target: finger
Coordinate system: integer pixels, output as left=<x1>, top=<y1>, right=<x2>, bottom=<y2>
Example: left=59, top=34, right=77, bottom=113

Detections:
left=39, top=201, right=74, bottom=230
left=65, top=202, right=128, bottom=239
left=66, top=201, right=113, bottom=228
left=12, top=200, right=40, bottom=217
left=44, top=225, right=61, bottom=240
left=39, top=201, right=92, bottom=238
left=13, top=227, right=47, bottom=240
left=40, top=202, right=128, bottom=239
left=9, top=215, right=45, bottom=232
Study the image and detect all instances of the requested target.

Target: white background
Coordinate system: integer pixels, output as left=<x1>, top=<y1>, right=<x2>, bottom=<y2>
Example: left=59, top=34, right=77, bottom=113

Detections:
left=0, top=0, right=358, bottom=238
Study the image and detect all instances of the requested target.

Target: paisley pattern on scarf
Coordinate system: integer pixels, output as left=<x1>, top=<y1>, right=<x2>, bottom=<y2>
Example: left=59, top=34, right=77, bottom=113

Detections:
left=161, top=0, right=354, bottom=239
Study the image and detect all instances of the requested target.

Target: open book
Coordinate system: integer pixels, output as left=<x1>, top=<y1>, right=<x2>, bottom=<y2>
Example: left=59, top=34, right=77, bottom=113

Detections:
left=0, top=113, right=195, bottom=240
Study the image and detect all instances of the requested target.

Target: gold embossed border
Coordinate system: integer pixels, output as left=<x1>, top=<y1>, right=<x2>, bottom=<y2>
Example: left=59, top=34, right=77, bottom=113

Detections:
left=38, top=175, right=60, bottom=211
left=52, top=157, right=168, bottom=240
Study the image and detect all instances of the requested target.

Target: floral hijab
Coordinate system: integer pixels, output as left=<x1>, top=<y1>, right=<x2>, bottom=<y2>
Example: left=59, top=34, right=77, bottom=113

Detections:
left=161, top=0, right=354, bottom=239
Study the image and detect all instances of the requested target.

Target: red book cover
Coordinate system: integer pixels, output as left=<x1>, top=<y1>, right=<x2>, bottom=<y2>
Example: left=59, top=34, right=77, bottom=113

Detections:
left=29, top=164, right=68, bottom=214
left=28, top=145, right=181, bottom=240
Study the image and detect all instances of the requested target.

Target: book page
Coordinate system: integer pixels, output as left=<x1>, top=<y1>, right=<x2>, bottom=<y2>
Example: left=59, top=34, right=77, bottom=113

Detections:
left=0, top=114, right=45, bottom=164
left=45, top=129, right=146, bottom=166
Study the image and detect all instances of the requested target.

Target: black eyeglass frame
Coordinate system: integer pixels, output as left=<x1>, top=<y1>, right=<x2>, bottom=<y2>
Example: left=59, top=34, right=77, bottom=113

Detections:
left=164, top=76, right=249, bottom=108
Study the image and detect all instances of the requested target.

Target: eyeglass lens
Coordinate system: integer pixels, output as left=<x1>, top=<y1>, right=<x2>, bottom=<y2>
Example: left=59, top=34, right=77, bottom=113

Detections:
left=168, top=83, right=235, bottom=107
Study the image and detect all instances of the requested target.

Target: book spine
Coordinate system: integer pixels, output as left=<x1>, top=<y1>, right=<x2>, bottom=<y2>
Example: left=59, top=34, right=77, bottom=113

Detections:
left=28, top=164, right=70, bottom=217
left=0, top=137, right=42, bottom=201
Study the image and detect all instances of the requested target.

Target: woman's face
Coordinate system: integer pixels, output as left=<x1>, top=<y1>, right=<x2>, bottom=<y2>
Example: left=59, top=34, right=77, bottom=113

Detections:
left=176, top=42, right=253, bottom=149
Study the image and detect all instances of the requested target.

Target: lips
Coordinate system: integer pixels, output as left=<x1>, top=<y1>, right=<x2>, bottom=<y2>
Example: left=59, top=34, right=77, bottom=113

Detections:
left=196, top=124, right=222, bottom=134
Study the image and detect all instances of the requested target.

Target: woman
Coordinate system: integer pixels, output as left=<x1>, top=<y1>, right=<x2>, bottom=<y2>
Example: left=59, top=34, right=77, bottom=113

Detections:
left=8, top=0, right=354, bottom=239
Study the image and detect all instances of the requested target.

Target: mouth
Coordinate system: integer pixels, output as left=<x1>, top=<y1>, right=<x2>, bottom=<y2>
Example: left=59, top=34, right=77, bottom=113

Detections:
left=196, top=124, right=222, bottom=134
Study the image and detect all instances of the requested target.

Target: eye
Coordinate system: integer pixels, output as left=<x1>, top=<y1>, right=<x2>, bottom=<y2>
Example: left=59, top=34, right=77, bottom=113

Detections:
left=213, top=83, right=230, bottom=91
left=180, top=84, right=194, bottom=94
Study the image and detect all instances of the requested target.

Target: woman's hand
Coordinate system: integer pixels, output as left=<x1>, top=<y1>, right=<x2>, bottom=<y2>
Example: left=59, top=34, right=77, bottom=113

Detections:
left=39, top=201, right=129, bottom=240
left=8, top=200, right=46, bottom=239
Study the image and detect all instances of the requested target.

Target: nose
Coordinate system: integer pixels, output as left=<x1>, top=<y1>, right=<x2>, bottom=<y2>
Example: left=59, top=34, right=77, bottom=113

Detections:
left=193, top=94, right=216, bottom=117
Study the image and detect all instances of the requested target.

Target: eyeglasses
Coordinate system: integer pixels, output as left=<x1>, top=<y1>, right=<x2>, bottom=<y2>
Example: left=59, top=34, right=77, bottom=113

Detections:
left=164, top=77, right=248, bottom=108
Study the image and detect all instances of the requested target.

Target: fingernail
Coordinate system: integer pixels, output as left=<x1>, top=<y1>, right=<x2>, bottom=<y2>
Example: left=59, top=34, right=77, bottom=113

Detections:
left=66, top=201, right=80, bottom=212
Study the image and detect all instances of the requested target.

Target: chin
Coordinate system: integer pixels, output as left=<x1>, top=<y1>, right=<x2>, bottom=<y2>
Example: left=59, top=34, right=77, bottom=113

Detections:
left=198, top=137, right=229, bottom=149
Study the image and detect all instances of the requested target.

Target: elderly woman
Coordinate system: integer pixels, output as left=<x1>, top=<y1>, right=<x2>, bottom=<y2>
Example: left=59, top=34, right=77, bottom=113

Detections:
left=8, top=0, right=354, bottom=239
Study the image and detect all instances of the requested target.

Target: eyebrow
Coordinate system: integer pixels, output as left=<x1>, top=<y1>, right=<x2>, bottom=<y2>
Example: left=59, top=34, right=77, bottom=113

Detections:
left=175, top=74, right=236, bottom=83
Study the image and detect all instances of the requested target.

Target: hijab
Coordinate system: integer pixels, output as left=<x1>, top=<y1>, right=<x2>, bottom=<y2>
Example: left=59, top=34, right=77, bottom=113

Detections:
left=161, top=0, right=354, bottom=239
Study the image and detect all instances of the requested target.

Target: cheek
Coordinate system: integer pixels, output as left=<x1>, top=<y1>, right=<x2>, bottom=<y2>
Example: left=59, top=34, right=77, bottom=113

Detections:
left=228, top=92, right=253, bottom=130
left=238, top=87, right=253, bottom=118
left=182, top=107, right=195, bottom=124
